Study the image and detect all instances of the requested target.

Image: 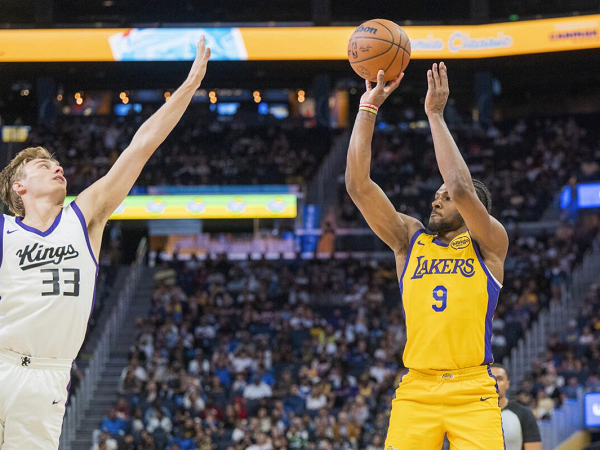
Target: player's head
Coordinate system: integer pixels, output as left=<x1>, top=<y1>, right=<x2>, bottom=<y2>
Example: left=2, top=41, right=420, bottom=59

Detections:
left=490, top=364, right=510, bottom=399
left=0, top=146, right=65, bottom=217
left=427, top=179, right=492, bottom=234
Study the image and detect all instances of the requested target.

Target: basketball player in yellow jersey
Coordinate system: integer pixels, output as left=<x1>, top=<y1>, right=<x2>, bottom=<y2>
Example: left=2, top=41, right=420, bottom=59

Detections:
left=346, top=62, right=508, bottom=450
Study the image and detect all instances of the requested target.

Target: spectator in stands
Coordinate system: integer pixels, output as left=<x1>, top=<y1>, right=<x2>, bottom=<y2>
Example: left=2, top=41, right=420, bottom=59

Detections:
left=100, top=408, right=128, bottom=437
left=243, top=375, right=273, bottom=400
left=25, top=116, right=332, bottom=191
left=246, top=432, right=274, bottom=450
left=94, top=206, right=599, bottom=448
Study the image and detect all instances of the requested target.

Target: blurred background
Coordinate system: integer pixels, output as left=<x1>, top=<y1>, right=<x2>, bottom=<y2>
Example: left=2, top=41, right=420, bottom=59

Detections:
left=2, top=1, right=600, bottom=449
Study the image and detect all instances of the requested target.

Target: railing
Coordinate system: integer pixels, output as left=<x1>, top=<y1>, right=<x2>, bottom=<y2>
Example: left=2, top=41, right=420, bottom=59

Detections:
left=59, top=238, right=147, bottom=450
left=307, top=131, right=349, bottom=208
left=505, top=287, right=571, bottom=388
left=539, top=389, right=585, bottom=450
left=504, top=232, right=600, bottom=388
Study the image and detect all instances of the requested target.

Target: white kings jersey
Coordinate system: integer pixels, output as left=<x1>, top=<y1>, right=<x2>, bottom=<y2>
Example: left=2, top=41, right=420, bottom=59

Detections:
left=0, top=201, right=98, bottom=360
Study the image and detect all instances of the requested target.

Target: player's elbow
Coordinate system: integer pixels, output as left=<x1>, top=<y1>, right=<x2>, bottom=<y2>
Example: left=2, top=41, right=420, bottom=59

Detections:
left=345, top=172, right=356, bottom=193
left=448, top=179, right=474, bottom=200
left=345, top=174, right=368, bottom=199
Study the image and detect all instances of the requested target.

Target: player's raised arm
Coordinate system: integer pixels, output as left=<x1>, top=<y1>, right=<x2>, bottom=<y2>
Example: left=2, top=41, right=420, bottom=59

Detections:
left=75, top=37, right=211, bottom=236
left=345, top=70, right=422, bottom=255
left=425, top=62, right=508, bottom=260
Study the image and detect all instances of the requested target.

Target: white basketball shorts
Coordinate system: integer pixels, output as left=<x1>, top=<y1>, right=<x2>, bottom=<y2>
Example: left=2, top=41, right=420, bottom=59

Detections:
left=0, top=348, right=72, bottom=449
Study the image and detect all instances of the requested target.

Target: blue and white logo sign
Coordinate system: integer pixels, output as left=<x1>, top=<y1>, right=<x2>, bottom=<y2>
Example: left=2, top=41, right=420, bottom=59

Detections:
left=584, top=392, right=600, bottom=427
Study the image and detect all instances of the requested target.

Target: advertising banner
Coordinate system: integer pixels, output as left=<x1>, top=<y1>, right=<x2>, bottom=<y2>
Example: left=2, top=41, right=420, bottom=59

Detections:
left=1, top=15, right=599, bottom=62
left=64, top=194, right=297, bottom=219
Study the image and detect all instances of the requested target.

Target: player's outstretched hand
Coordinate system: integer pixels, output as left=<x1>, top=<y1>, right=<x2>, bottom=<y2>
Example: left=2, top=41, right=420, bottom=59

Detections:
left=360, top=70, right=404, bottom=108
left=425, top=62, right=449, bottom=117
left=187, top=36, right=211, bottom=88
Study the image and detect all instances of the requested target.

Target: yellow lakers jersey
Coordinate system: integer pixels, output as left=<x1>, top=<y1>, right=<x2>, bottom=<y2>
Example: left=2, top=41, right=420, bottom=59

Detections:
left=399, top=229, right=501, bottom=370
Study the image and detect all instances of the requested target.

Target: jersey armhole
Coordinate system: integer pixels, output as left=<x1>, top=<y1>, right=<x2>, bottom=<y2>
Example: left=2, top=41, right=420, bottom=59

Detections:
left=70, top=201, right=99, bottom=269
left=398, top=228, right=425, bottom=292
left=469, top=231, right=502, bottom=291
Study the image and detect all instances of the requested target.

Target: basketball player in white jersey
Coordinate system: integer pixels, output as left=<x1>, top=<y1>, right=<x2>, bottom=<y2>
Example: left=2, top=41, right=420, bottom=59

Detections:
left=0, top=37, right=211, bottom=449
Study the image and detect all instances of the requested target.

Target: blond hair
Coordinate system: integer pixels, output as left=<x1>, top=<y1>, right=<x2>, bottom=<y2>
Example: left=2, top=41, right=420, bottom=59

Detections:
left=0, top=146, right=58, bottom=217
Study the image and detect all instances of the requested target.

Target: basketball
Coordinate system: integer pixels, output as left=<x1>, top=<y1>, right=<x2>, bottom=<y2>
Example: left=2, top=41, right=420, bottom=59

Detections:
left=347, top=19, right=411, bottom=82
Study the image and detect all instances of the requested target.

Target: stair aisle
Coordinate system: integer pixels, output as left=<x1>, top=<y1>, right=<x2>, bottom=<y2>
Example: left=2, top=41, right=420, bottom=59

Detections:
left=68, top=268, right=155, bottom=450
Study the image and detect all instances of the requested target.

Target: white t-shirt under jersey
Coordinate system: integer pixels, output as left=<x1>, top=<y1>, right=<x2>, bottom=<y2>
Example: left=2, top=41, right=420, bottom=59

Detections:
left=0, top=202, right=98, bottom=360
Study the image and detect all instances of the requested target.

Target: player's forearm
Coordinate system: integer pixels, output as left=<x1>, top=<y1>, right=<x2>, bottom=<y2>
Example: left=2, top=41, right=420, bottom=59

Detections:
left=128, top=78, right=198, bottom=158
left=428, top=112, right=474, bottom=196
left=346, top=111, right=377, bottom=193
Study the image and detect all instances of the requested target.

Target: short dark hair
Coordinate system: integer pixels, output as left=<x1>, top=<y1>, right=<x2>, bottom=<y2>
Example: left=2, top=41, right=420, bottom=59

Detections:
left=472, top=179, right=492, bottom=214
left=491, top=363, right=509, bottom=380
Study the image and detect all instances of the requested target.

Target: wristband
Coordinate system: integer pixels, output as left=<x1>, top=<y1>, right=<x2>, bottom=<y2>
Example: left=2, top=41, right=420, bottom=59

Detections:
left=359, top=106, right=378, bottom=115
left=359, top=103, right=379, bottom=112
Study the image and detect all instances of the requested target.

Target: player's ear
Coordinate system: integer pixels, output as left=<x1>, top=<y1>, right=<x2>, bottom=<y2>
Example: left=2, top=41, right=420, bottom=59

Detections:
left=13, top=180, right=25, bottom=196
left=506, top=379, right=510, bottom=390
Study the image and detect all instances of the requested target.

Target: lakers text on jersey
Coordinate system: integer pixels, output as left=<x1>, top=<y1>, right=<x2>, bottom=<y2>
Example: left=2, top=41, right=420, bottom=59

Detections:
left=399, top=229, right=501, bottom=370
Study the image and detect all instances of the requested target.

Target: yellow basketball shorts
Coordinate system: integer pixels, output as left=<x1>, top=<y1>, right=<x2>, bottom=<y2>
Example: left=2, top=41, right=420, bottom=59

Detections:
left=384, top=365, right=505, bottom=450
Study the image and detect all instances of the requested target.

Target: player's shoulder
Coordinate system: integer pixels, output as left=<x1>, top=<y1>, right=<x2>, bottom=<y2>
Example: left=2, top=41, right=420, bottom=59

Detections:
left=60, top=201, right=80, bottom=222
left=402, top=215, right=425, bottom=241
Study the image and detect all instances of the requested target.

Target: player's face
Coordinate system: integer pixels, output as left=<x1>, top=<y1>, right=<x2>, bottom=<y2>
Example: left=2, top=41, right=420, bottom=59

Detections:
left=20, top=158, right=67, bottom=197
left=428, top=184, right=464, bottom=233
left=490, top=367, right=510, bottom=399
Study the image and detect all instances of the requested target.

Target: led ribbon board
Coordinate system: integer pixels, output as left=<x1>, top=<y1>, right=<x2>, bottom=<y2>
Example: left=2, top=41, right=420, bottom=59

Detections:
left=64, top=195, right=297, bottom=219
left=1, top=15, right=599, bottom=62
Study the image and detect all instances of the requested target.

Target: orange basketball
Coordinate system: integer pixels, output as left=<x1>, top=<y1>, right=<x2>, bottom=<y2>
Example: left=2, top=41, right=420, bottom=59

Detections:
left=347, top=19, right=411, bottom=82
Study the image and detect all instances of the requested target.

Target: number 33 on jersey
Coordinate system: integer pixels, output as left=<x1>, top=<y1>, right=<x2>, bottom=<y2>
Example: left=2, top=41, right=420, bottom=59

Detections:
left=399, top=229, right=502, bottom=370
left=0, top=202, right=98, bottom=360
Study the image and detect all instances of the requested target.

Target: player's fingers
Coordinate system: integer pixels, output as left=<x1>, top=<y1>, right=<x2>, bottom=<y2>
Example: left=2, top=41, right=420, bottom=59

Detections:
left=205, top=47, right=211, bottom=60
left=432, top=63, right=441, bottom=88
left=375, top=70, right=385, bottom=90
left=440, top=62, right=448, bottom=88
left=427, top=69, right=434, bottom=90
left=365, top=79, right=372, bottom=92
left=197, top=35, right=206, bottom=58
left=385, top=72, right=404, bottom=93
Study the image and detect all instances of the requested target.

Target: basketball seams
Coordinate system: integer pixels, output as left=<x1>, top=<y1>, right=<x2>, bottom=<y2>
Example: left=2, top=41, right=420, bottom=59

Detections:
left=349, top=36, right=401, bottom=48
left=384, top=36, right=401, bottom=73
left=348, top=37, right=395, bottom=64
left=370, top=19, right=395, bottom=43
left=349, top=48, right=393, bottom=66
left=397, top=25, right=410, bottom=73
left=348, top=20, right=411, bottom=81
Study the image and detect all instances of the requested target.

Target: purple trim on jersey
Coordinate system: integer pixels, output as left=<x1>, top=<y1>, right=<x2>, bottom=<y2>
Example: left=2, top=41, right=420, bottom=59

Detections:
left=89, top=266, right=99, bottom=319
left=472, top=239, right=502, bottom=292
left=70, top=201, right=99, bottom=269
left=399, top=369, right=409, bottom=385
left=15, top=209, right=63, bottom=237
left=472, top=240, right=501, bottom=365
left=398, top=229, right=425, bottom=319
left=432, top=236, right=449, bottom=247
left=483, top=278, right=500, bottom=364
left=70, top=201, right=100, bottom=320
left=0, top=215, right=5, bottom=270
left=487, top=366, right=507, bottom=449
left=65, top=375, right=72, bottom=406
left=399, top=229, right=424, bottom=293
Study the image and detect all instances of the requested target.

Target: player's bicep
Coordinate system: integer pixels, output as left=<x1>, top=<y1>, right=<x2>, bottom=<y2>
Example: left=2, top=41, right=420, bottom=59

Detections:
left=76, top=146, right=146, bottom=226
left=347, top=180, right=415, bottom=252
left=523, top=443, right=542, bottom=450
left=452, top=189, right=508, bottom=256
